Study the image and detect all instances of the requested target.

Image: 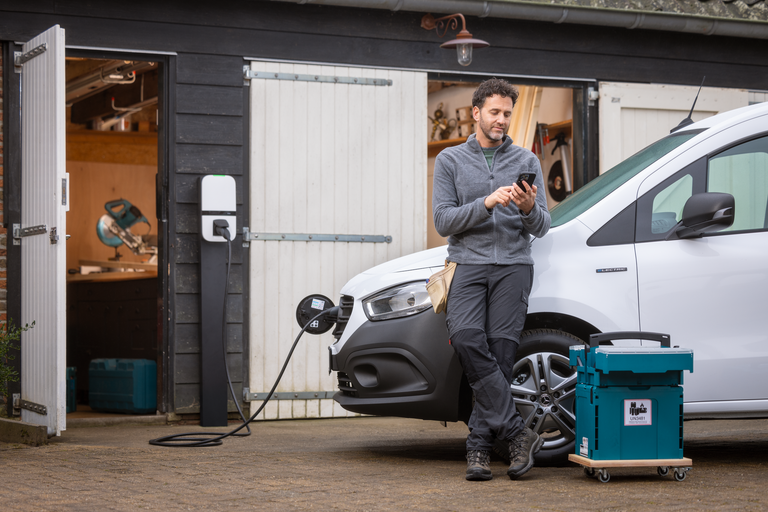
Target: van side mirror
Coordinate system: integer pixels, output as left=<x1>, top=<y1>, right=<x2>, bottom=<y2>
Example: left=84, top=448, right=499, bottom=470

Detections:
left=675, top=192, right=735, bottom=239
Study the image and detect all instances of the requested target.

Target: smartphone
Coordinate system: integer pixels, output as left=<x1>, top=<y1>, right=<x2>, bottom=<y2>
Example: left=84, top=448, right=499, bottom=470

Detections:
left=515, top=172, right=536, bottom=190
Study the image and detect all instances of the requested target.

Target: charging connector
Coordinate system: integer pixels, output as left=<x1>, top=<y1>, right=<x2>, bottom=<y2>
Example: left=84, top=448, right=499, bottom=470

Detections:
left=213, top=219, right=231, bottom=241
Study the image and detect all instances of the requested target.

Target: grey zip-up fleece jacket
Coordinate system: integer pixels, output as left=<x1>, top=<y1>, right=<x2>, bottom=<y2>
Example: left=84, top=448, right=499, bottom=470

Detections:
left=433, top=133, right=550, bottom=265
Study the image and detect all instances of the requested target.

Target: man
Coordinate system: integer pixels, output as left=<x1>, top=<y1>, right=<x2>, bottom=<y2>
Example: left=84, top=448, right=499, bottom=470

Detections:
left=432, top=78, right=551, bottom=481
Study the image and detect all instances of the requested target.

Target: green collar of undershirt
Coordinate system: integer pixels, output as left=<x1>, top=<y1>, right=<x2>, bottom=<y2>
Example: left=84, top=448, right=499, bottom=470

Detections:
left=482, top=146, right=498, bottom=170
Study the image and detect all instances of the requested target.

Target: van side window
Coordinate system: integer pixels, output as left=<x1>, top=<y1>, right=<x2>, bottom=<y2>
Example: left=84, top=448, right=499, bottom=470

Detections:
left=636, top=158, right=706, bottom=242
left=708, top=135, right=768, bottom=233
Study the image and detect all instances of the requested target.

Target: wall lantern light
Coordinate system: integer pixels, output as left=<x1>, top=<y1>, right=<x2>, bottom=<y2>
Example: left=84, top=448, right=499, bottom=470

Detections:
left=421, top=13, right=489, bottom=67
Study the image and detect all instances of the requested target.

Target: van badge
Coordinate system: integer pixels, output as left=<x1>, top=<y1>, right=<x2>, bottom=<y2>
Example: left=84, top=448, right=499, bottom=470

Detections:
left=596, top=267, right=627, bottom=273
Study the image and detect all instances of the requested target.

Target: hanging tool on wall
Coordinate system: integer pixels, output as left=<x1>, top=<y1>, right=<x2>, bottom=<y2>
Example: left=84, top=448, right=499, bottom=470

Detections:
left=532, top=123, right=550, bottom=159
left=546, top=133, right=572, bottom=202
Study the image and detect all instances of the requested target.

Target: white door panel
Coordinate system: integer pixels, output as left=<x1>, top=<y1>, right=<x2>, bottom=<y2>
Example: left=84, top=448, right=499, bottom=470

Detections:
left=247, top=61, right=428, bottom=419
left=19, top=25, right=67, bottom=435
left=599, top=82, right=748, bottom=174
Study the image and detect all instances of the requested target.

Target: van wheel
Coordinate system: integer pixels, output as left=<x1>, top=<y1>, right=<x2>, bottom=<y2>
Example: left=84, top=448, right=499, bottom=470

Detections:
left=507, top=329, right=583, bottom=467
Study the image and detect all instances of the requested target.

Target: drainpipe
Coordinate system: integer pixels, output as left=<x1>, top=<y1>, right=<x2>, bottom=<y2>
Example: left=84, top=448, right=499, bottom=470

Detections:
left=271, top=0, right=768, bottom=39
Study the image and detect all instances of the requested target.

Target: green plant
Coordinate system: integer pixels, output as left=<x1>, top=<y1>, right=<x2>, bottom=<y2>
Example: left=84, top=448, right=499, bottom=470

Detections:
left=0, top=320, right=35, bottom=403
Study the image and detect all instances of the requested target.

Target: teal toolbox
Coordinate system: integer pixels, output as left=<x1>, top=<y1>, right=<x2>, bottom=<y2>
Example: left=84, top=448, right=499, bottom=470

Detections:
left=88, top=359, right=157, bottom=414
left=569, top=332, right=694, bottom=482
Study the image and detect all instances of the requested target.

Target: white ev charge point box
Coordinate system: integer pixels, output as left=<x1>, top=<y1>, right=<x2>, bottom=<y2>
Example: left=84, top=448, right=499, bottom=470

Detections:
left=200, top=175, right=236, bottom=242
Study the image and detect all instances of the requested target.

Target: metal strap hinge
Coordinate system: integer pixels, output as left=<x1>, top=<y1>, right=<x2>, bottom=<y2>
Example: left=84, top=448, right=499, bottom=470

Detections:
left=12, top=224, right=58, bottom=245
left=243, top=68, right=392, bottom=87
left=20, top=399, right=48, bottom=416
left=14, top=42, right=47, bottom=71
left=243, top=388, right=334, bottom=401
left=242, top=227, right=391, bottom=247
left=12, top=224, right=47, bottom=245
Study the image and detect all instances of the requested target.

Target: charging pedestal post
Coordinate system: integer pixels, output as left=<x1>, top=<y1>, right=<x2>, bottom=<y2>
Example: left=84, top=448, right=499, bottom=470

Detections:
left=199, top=175, right=237, bottom=427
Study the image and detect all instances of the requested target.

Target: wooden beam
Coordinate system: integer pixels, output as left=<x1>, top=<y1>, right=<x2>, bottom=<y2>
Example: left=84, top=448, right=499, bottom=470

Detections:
left=67, top=130, right=157, bottom=165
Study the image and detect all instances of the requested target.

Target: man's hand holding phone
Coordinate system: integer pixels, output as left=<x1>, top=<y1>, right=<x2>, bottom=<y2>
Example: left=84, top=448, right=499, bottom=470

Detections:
left=512, top=172, right=537, bottom=215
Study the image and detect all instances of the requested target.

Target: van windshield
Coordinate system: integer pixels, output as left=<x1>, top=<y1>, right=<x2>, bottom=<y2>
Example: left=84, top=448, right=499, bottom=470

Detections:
left=550, top=131, right=701, bottom=228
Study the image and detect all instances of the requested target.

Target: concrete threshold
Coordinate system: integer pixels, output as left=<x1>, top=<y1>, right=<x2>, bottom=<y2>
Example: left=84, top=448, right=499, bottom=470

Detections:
left=67, top=414, right=168, bottom=428
left=0, top=417, right=48, bottom=446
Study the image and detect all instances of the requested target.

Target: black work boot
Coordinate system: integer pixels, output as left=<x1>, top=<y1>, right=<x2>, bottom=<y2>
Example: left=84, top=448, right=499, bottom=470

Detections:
left=465, top=450, right=492, bottom=481
left=506, top=427, right=543, bottom=480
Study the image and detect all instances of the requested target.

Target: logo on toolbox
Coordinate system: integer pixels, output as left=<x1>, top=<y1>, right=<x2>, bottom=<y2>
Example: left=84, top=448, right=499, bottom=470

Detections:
left=624, top=399, right=652, bottom=426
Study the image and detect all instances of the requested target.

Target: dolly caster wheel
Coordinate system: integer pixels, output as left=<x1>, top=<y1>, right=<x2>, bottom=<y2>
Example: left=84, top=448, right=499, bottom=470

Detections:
left=657, top=466, right=669, bottom=477
left=597, top=469, right=610, bottom=483
left=584, top=467, right=596, bottom=478
left=673, top=469, right=687, bottom=482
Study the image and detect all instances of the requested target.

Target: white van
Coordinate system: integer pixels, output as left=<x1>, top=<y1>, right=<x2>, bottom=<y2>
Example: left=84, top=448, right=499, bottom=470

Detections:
left=318, top=102, right=768, bottom=465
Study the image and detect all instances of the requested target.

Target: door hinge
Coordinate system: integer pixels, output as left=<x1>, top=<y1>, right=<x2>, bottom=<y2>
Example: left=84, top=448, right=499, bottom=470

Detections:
left=243, top=68, right=392, bottom=87
left=20, top=399, right=47, bottom=416
left=14, top=42, right=47, bottom=72
left=12, top=223, right=47, bottom=245
left=242, top=387, right=334, bottom=401
left=241, top=227, right=392, bottom=248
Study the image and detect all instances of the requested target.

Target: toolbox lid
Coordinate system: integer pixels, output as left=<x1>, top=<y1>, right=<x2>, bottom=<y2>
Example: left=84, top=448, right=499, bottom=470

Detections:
left=593, top=346, right=693, bottom=374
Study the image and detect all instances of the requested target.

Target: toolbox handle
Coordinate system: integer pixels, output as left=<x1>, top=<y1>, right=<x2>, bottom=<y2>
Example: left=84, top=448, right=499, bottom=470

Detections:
left=588, top=331, right=670, bottom=352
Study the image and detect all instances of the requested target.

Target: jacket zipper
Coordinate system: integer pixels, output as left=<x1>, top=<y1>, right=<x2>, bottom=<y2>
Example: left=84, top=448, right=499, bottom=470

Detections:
left=490, top=150, right=498, bottom=264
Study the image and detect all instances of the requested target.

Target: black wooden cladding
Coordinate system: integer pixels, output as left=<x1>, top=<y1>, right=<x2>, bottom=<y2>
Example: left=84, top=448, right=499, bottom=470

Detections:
left=176, top=144, right=243, bottom=175
left=171, top=63, right=246, bottom=413
left=167, top=46, right=246, bottom=414
left=177, top=84, right=243, bottom=116
left=176, top=264, right=244, bottom=295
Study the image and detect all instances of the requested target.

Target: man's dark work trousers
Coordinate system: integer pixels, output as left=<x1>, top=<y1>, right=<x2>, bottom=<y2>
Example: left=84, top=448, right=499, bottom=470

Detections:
left=446, top=264, right=532, bottom=452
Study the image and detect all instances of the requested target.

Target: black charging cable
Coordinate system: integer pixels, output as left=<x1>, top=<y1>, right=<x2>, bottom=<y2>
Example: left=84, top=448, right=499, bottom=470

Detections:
left=149, top=220, right=339, bottom=447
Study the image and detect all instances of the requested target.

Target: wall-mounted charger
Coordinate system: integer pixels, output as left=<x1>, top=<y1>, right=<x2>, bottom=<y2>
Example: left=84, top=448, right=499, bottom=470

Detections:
left=200, top=175, right=236, bottom=242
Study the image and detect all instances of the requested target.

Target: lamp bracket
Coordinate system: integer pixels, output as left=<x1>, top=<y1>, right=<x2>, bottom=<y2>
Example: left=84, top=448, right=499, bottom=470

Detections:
left=421, top=13, right=468, bottom=39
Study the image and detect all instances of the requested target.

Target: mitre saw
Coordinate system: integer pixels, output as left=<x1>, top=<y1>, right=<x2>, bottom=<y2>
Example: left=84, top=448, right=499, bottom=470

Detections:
left=96, top=199, right=158, bottom=262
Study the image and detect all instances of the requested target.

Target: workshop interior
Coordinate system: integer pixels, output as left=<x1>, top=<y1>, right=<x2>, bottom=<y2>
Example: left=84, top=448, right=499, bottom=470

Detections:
left=64, top=56, right=161, bottom=417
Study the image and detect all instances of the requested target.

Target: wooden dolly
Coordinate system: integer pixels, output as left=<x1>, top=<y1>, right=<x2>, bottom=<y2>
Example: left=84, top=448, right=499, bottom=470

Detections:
left=569, top=454, right=692, bottom=483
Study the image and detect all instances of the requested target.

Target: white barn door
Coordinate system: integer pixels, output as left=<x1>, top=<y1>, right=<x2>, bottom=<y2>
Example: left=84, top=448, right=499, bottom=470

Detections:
left=598, top=82, right=749, bottom=174
left=18, top=26, right=68, bottom=435
left=247, top=61, right=427, bottom=420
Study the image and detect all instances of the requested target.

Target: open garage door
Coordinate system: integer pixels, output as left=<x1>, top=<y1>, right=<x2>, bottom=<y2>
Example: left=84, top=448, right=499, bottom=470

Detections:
left=598, top=82, right=749, bottom=174
left=16, top=25, right=68, bottom=435
left=246, top=61, right=427, bottom=420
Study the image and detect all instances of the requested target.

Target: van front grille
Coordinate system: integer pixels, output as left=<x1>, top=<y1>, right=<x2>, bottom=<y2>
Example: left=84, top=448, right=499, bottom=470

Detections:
left=332, top=295, right=354, bottom=340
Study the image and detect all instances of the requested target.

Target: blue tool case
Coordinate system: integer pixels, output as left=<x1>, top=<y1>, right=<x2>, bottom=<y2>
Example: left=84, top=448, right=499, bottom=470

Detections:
left=570, top=332, right=693, bottom=461
left=88, top=359, right=157, bottom=414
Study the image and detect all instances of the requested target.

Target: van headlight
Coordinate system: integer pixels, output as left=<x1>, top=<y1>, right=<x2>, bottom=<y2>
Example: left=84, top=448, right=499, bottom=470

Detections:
left=363, top=281, right=432, bottom=321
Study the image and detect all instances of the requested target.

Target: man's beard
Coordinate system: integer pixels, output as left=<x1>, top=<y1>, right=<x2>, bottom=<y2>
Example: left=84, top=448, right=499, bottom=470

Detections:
left=478, top=112, right=506, bottom=142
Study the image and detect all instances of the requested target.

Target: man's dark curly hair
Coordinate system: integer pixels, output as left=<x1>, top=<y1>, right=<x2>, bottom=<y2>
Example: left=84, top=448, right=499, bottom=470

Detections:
left=472, top=78, right=519, bottom=110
